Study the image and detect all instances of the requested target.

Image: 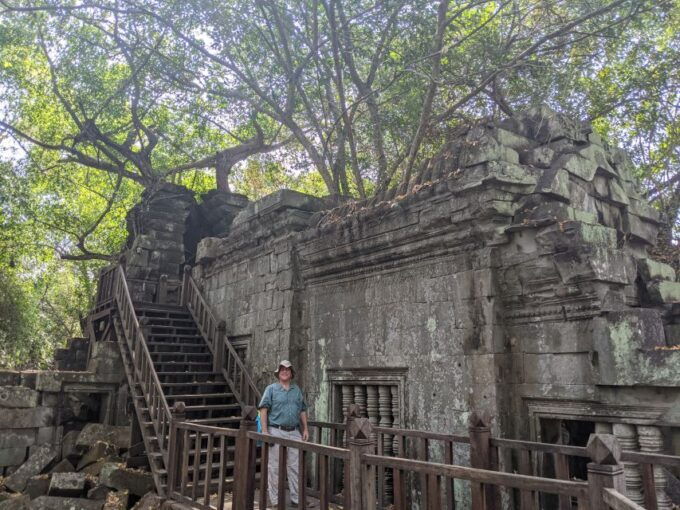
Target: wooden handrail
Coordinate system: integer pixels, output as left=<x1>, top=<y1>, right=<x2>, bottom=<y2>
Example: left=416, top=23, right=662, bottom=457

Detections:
left=181, top=267, right=261, bottom=407
left=362, top=453, right=590, bottom=499
left=112, top=265, right=172, bottom=460
left=603, top=487, right=646, bottom=510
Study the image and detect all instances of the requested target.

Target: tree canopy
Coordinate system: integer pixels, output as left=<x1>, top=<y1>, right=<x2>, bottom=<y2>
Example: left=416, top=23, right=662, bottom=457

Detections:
left=0, top=0, right=677, bottom=366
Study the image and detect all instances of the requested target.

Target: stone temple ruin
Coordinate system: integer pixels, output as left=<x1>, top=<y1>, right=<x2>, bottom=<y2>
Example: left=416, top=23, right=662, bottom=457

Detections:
left=0, top=106, right=679, bottom=508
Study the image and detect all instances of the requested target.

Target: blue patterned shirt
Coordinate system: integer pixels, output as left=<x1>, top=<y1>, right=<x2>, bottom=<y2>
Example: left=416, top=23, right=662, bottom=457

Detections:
left=258, top=383, right=308, bottom=428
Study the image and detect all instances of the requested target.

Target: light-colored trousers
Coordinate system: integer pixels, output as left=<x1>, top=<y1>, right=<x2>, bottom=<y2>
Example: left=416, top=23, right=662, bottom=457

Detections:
left=267, top=427, right=301, bottom=505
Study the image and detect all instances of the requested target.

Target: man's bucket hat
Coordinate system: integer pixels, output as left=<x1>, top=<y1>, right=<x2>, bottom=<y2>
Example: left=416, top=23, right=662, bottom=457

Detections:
left=274, top=360, right=295, bottom=377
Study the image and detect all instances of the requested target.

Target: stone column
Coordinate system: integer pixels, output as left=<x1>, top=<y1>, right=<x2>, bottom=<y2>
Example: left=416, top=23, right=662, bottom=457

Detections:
left=366, top=385, right=379, bottom=438
left=595, top=422, right=612, bottom=434
left=353, top=385, right=366, bottom=417
left=612, top=423, right=644, bottom=505
left=379, top=385, right=394, bottom=502
left=637, top=425, right=672, bottom=509
left=391, top=386, right=400, bottom=454
left=341, top=385, right=353, bottom=422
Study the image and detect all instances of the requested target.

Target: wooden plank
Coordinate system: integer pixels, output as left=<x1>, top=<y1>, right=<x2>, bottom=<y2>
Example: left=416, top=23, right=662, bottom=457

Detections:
left=554, top=452, right=571, bottom=510
left=259, top=443, right=269, bottom=510
left=518, top=448, right=536, bottom=510
left=363, top=454, right=588, bottom=498
left=420, top=437, right=430, bottom=510
left=427, top=474, right=441, bottom=510
left=192, top=431, right=201, bottom=502
left=181, top=429, right=190, bottom=498
left=603, top=488, right=646, bottom=510
left=248, top=431, right=350, bottom=459
left=640, top=463, right=658, bottom=510
left=443, top=440, right=455, bottom=510
left=298, top=449, right=307, bottom=510
left=377, top=431, right=385, bottom=509
left=319, top=454, right=330, bottom=510
left=203, top=433, right=214, bottom=506
left=217, top=436, right=226, bottom=510
left=393, top=435, right=406, bottom=510
left=278, top=445, right=287, bottom=510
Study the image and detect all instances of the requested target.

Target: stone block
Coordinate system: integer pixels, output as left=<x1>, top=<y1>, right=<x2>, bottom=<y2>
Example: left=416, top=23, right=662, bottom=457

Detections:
left=0, top=448, right=27, bottom=468
left=4, top=445, right=58, bottom=492
left=535, top=221, right=617, bottom=253
left=131, top=492, right=163, bottom=510
left=637, top=258, right=676, bottom=282
left=99, top=463, right=154, bottom=497
left=40, top=393, right=59, bottom=407
left=25, top=477, right=50, bottom=500
left=516, top=106, right=586, bottom=143
left=523, top=353, right=594, bottom=385
left=646, top=281, right=680, bottom=304
left=61, top=431, right=80, bottom=462
left=0, top=430, right=35, bottom=449
left=0, top=495, right=29, bottom=510
left=76, top=425, right=130, bottom=451
left=77, top=442, right=117, bottom=471
left=36, top=428, right=56, bottom=446
left=50, top=460, right=75, bottom=474
left=0, top=372, right=21, bottom=386
left=86, top=486, right=110, bottom=501
left=29, top=496, right=103, bottom=510
left=534, top=168, right=570, bottom=201
left=521, top=146, right=555, bottom=168
left=554, top=152, right=597, bottom=182
left=0, top=387, right=40, bottom=408
left=665, top=324, right=680, bottom=347
left=553, top=247, right=633, bottom=285
left=48, top=473, right=87, bottom=497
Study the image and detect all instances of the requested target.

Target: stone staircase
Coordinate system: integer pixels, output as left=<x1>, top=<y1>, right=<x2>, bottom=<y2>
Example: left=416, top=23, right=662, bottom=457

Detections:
left=101, top=266, right=258, bottom=497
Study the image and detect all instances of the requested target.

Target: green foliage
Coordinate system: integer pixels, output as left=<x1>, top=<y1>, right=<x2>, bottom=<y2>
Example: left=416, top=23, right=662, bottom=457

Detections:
left=0, top=0, right=677, bottom=366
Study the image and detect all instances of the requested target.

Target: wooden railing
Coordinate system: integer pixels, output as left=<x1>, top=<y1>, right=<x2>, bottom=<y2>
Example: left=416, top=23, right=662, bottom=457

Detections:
left=308, top=411, right=680, bottom=510
left=94, top=264, right=117, bottom=309
left=112, top=265, right=173, bottom=459
left=237, top=418, right=651, bottom=510
left=181, top=266, right=261, bottom=408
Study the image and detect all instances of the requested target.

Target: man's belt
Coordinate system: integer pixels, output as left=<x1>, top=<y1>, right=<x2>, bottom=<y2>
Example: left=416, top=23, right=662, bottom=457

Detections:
left=269, top=424, right=298, bottom=432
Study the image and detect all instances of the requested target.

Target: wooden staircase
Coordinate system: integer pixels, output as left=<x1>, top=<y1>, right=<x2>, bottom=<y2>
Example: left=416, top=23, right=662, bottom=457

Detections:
left=98, top=265, right=261, bottom=498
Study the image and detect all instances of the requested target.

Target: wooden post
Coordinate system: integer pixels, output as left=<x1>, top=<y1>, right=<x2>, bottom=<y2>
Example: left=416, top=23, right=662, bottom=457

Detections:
left=166, top=401, right=186, bottom=497
left=233, top=406, right=258, bottom=510
left=348, top=417, right=376, bottom=510
left=158, top=274, right=168, bottom=304
left=468, top=411, right=497, bottom=510
left=181, top=265, right=192, bottom=306
left=343, top=404, right=361, bottom=507
left=213, top=321, right=226, bottom=373
left=586, top=433, right=626, bottom=510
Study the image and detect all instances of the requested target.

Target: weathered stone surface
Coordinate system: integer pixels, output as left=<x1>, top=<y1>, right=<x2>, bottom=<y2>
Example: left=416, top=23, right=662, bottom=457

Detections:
left=50, top=460, right=75, bottom=474
left=0, top=448, right=27, bottom=468
left=76, top=425, right=130, bottom=451
left=0, top=387, right=39, bottom=408
left=0, top=408, right=54, bottom=430
left=60, top=431, right=80, bottom=463
left=131, top=492, right=162, bottom=510
left=0, top=494, right=29, bottom=510
left=99, top=464, right=154, bottom=497
left=85, top=486, right=110, bottom=502
left=637, top=257, right=676, bottom=282
left=29, top=496, right=103, bottom=510
left=24, top=477, right=49, bottom=500
left=4, top=446, right=57, bottom=492
left=76, top=442, right=117, bottom=471
left=645, top=281, right=680, bottom=304
left=48, top=473, right=87, bottom=497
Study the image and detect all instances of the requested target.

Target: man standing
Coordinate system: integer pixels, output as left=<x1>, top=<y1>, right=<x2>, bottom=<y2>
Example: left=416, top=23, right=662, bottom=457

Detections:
left=259, top=360, right=309, bottom=508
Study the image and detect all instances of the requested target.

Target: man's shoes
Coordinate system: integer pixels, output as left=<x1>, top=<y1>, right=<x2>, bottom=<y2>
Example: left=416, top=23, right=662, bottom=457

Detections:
left=289, top=502, right=298, bottom=508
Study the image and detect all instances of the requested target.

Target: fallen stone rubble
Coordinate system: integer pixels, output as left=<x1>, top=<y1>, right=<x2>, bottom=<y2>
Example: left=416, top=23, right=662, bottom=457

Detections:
left=0, top=424, right=162, bottom=510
